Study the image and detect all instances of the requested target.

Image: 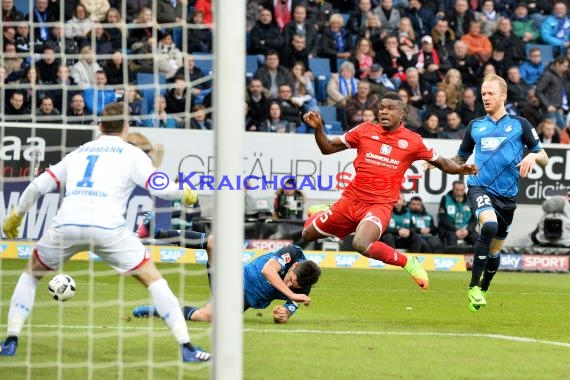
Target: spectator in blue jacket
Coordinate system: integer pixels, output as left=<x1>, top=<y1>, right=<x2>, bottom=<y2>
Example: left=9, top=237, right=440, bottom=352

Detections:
left=519, top=47, right=545, bottom=86
left=540, top=1, right=570, bottom=56
left=83, top=70, right=117, bottom=115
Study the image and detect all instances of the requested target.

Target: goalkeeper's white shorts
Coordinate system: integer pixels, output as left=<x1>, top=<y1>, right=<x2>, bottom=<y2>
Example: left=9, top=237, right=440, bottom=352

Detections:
left=35, top=225, right=149, bottom=273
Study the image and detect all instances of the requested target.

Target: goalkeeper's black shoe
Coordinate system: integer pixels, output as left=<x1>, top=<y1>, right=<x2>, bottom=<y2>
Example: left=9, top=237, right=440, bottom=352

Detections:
left=182, top=344, right=211, bottom=363
left=0, top=337, right=18, bottom=356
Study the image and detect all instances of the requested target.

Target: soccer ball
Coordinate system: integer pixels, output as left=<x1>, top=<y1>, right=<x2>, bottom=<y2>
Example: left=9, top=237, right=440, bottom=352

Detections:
left=48, top=274, right=76, bottom=302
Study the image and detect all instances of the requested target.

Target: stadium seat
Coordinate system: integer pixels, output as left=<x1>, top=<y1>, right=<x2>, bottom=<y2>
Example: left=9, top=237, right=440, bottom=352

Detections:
left=337, top=58, right=347, bottom=71
left=296, top=123, right=307, bottom=133
left=320, top=105, right=338, bottom=123
left=172, top=27, right=183, bottom=50
left=324, top=121, right=343, bottom=135
left=193, top=53, right=213, bottom=75
left=341, top=13, right=350, bottom=26
left=525, top=43, right=554, bottom=64
left=315, top=74, right=330, bottom=103
left=137, top=73, right=167, bottom=85
left=246, top=55, right=258, bottom=78
left=309, top=58, right=331, bottom=77
left=136, top=73, right=167, bottom=111
left=19, top=1, right=30, bottom=15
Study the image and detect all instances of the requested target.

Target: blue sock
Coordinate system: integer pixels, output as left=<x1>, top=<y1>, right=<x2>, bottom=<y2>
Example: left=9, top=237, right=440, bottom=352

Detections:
left=182, top=306, right=198, bottom=321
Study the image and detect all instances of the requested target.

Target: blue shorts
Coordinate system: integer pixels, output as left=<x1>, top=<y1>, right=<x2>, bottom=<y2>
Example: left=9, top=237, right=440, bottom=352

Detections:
left=467, top=186, right=517, bottom=239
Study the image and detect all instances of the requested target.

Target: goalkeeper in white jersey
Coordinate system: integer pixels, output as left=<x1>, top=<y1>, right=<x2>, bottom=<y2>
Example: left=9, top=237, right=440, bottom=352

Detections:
left=0, top=102, right=210, bottom=363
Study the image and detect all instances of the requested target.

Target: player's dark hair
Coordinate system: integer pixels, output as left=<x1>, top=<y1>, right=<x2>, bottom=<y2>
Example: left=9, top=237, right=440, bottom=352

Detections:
left=381, top=91, right=402, bottom=102
left=101, top=102, right=126, bottom=134
left=294, top=260, right=321, bottom=288
left=381, top=91, right=404, bottom=109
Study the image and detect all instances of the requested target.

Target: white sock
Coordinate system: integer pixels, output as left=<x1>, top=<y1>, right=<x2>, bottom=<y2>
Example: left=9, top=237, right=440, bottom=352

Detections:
left=7, top=272, right=39, bottom=337
left=147, top=279, right=190, bottom=344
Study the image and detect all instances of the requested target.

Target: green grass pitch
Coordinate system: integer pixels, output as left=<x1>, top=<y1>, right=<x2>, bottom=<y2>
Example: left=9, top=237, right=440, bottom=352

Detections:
left=0, top=258, right=569, bottom=379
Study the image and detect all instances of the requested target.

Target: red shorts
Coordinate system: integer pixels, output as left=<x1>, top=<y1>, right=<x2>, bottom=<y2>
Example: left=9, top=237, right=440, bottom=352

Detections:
left=307, top=196, right=392, bottom=239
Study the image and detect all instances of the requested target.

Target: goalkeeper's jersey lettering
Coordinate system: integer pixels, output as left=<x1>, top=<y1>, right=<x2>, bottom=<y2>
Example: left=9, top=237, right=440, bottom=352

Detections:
left=243, top=245, right=310, bottom=310
left=48, top=135, right=158, bottom=229
left=458, top=114, right=542, bottom=198
left=77, top=145, right=125, bottom=154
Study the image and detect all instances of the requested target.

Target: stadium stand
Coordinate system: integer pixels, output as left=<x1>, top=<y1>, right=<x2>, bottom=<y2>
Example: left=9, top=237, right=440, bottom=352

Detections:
left=0, top=0, right=569, bottom=135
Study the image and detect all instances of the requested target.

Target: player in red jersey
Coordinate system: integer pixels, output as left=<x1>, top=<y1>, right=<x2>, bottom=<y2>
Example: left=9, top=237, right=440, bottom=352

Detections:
left=302, top=92, right=478, bottom=289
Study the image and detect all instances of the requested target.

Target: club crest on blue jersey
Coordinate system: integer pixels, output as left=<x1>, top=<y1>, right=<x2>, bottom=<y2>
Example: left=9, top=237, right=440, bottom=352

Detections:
left=277, top=252, right=291, bottom=266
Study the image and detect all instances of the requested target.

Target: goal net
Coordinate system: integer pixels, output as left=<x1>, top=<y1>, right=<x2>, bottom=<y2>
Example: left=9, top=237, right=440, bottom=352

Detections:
left=0, top=1, right=219, bottom=378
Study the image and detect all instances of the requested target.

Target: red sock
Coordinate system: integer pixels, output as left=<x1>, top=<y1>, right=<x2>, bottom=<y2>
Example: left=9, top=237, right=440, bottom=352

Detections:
left=364, top=241, right=408, bottom=267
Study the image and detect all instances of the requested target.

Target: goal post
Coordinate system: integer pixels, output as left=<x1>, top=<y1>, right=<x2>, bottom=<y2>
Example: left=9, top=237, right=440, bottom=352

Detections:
left=212, top=1, right=246, bottom=379
left=0, top=0, right=249, bottom=377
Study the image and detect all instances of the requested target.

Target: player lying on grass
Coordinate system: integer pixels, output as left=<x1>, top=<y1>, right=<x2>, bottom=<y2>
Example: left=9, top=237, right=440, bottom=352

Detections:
left=135, top=217, right=321, bottom=323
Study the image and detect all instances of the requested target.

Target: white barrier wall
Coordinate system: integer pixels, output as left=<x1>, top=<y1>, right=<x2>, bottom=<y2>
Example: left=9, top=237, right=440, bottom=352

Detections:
left=2, top=124, right=567, bottom=245
left=134, top=128, right=469, bottom=204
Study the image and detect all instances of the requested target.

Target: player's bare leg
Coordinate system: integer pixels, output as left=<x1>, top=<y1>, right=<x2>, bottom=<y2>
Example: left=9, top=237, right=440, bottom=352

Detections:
left=132, top=260, right=210, bottom=362
left=185, top=303, right=213, bottom=322
left=355, top=219, right=429, bottom=289
left=301, top=222, right=328, bottom=242
left=1, top=251, right=51, bottom=356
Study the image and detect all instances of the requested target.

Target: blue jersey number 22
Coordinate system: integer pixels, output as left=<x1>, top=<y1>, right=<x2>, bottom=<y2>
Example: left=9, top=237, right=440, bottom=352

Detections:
left=77, top=155, right=99, bottom=188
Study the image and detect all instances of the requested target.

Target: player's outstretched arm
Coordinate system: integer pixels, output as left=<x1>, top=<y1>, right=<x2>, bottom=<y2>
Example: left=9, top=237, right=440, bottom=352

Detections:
left=261, top=259, right=311, bottom=305
left=3, top=171, right=59, bottom=238
left=517, top=149, right=549, bottom=178
left=430, top=156, right=478, bottom=176
left=303, top=111, right=347, bottom=155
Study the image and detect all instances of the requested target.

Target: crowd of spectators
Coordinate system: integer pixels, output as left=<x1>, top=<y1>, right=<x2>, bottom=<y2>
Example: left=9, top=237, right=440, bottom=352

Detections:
left=2, top=0, right=570, bottom=140
left=1, top=0, right=213, bottom=128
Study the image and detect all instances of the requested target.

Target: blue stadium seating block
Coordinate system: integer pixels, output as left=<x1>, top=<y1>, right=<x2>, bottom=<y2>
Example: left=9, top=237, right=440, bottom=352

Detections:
left=320, top=105, right=338, bottom=123
left=296, top=123, right=307, bottom=134
left=309, top=58, right=331, bottom=77
left=324, top=121, right=343, bottom=135
left=246, top=55, right=259, bottom=78
left=193, top=53, right=213, bottom=75
left=525, top=43, right=554, bottom=64
left=315, top=74, right=330, bottom=103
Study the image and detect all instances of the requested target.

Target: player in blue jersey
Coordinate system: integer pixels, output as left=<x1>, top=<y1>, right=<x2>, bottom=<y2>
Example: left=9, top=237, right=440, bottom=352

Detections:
left=184, top=244, right=320, bottom=324
left=134, top=219, right=321, bottom=323
left=453, top=74, right=550, bottom=311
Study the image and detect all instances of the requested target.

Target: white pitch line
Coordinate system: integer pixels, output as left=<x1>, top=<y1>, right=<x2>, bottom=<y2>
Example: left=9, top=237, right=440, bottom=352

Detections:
left=2, top=324, right=569, bottom=349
